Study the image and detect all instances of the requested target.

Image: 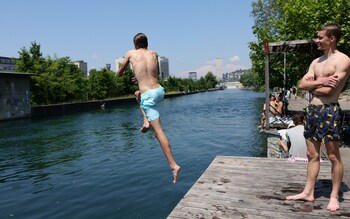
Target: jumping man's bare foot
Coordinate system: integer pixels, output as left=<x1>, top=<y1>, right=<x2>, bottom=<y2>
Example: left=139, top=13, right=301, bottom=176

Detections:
left=327, top=197, right=340, bottom=211
left=286, top=192, right=314, bottom=202
left=140, top=120, right=150, bottom=133
left=140, top=124, right=150, bottom=133
left=172, top=165, right=181, bottom=184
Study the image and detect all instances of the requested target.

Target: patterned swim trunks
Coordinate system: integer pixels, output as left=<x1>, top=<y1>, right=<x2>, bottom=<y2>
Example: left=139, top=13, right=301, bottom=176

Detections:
left=304, top=103, right=342, bottom=142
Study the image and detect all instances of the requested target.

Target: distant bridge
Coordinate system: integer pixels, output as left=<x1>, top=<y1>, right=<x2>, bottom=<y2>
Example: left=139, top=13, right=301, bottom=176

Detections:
left=222, top=81, right=243, bottom=89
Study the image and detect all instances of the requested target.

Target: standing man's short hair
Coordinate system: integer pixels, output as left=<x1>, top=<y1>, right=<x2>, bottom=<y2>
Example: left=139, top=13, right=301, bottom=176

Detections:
left=133, top=33, right=148, bottom=49
left=319, top=23, right=341, bottom=42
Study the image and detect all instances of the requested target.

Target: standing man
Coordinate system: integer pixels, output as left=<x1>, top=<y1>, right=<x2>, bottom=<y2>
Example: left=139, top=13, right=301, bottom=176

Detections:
left=117, top=33, right=180, bottom=184
left=286, top=23, right=350, bottom=211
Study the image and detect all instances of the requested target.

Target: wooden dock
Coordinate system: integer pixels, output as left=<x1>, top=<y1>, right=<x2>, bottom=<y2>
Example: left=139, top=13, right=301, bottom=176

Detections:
left=167, top=156, right=350, bottom=219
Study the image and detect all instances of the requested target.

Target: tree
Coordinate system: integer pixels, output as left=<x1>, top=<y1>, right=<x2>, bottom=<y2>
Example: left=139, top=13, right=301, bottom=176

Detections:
left=240, top=69, right=261, bottom=89
left=160, top=72, right=218, bottom=93
left=30, top=57, right=86, bottom=105
left=50, top=57, right=86, bottom=102
left=17, top=41, right=45, bottom=74
left=249, top=0, right=350, bottom=90
left=204, top=72, right=218, bottom=89
left=162, top=76, right=181, bottom=91
left=88, top=69, right=116, bottom=100
left=115, top=67, right=138, bottom=96
left=17, top=42, right=222, bottom=106
left=17, top=43, right=87, bottom=105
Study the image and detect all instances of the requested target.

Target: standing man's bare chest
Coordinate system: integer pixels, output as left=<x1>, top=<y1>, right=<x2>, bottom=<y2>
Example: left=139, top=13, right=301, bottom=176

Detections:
left=314, top=58, right=337, bottom=79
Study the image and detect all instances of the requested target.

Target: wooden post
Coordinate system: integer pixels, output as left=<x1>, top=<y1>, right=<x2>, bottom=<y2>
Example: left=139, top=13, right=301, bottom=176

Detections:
left=263, top=40, right=270, bottom=130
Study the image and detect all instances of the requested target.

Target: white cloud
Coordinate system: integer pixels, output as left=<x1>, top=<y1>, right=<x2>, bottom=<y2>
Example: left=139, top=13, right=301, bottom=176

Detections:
left=229, top=55, right=240, bottom=62
left=223, top=63, right=246, bottom=73
left=91, top=52, right=98, bottom=59
left=175, top=65, right=215, bottom=79
left=196, top=65, right=215, bottom=78
left=174, top=56, right=247, bottom=78
left=175, top=71, right=191, bottom=78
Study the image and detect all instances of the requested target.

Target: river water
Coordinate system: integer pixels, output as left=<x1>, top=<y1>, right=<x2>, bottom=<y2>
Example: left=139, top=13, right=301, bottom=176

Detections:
left=0, top=89, right=266, bottom=219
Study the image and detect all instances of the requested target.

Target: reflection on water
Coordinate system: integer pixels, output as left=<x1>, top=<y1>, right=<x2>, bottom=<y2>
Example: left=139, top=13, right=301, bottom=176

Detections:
left=0, top=89, right=266, bottom=219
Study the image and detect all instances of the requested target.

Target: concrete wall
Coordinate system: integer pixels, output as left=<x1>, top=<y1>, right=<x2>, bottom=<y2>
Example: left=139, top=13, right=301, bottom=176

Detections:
left=0, top=87, right=203, bottom=121
left=30, top=92, right=196, bottom=118
left=31, top=98, right=135, bottom=117
left=267, top=135, right=284, bottom=158
left=0, top=72, right=31, bottom=121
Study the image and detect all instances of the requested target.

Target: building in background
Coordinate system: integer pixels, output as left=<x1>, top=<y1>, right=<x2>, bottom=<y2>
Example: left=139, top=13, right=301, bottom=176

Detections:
left=106, top=64, right=111, bottom=71
left=158, top=56, right=169, bottom=80
left=222, top=69, right=247, bottom=82
left=74, top=60, right=88, bottom=77
left=189, top=71, right=197, bottom=81
left=0, top=56, right=17, bottom=72
left=215, top=58, right=223, bottom=81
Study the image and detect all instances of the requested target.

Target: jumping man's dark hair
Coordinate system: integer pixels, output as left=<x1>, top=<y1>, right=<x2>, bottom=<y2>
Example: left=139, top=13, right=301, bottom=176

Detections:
left=133, top=33, right=148, bottom=49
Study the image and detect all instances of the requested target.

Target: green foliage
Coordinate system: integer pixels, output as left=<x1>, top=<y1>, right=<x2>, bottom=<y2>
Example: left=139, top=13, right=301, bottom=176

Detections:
left=88, top=67, right=138, bottom=100
left=88, top=69, right=115, bottom=100
left=117, top=67, right=138, bottom=96
left=30, top=57, right=87, bottom=105
left=17, top=42, right=46, bottom=74
left=250, top=0, right=350, bottom=89
left=162, top=76, right=182, bottom=91
left=17, top=42, right=219, bottom=106
left=18, top=42, right=87, bottom=105
left=204, top=72, right=219, bottom=88
left=240, top=69, right=261, bottom=90
left=161, top=72, right=219, bottom=92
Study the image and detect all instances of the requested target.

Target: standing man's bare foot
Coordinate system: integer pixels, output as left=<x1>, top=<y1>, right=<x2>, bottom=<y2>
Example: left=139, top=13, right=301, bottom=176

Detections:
left=286, top=192, right=315, bottom=202
left=172, top=165, right=181, bottom=184
left=327, top=198, right=340, bottom=211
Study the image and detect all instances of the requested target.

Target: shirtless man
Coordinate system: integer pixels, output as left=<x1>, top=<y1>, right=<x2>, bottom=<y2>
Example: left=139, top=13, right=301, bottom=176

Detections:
left=286, top=23, right=350, bottom=211
left=117, top=33, right=180, bottom=184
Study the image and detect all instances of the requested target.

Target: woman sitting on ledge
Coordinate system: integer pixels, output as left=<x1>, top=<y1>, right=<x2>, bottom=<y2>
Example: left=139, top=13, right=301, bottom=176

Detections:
left=258, top=95, right=278, bottom=131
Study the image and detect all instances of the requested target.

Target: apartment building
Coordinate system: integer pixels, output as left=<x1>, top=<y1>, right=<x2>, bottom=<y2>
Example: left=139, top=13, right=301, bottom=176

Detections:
left=0, top=56, right=17, bottom=72
left=73, top=60, right=88, bottom=77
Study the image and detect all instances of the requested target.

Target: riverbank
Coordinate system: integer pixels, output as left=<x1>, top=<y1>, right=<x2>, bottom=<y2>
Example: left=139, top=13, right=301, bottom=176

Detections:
left=1, top=89, right=223, bottom=121
left=30, top=90, right=203, bottom=118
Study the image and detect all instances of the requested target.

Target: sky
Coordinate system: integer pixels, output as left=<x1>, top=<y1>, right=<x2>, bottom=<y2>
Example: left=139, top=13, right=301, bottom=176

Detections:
left=1, top=0, right=257, bottom=78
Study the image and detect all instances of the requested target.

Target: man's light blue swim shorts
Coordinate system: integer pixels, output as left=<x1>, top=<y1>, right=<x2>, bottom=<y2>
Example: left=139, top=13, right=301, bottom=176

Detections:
left=140, top=86, right=165, bottom=121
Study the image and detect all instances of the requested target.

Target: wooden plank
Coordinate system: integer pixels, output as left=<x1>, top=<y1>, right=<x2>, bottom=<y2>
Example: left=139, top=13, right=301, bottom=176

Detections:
left=267, top=39, right=317, bottom=53
left=168, top=156, right=350, bottom=219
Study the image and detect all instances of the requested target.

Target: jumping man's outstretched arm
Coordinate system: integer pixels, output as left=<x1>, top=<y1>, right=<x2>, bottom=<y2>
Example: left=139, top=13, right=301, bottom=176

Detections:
left=116, top=51, right=131, bottom=77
